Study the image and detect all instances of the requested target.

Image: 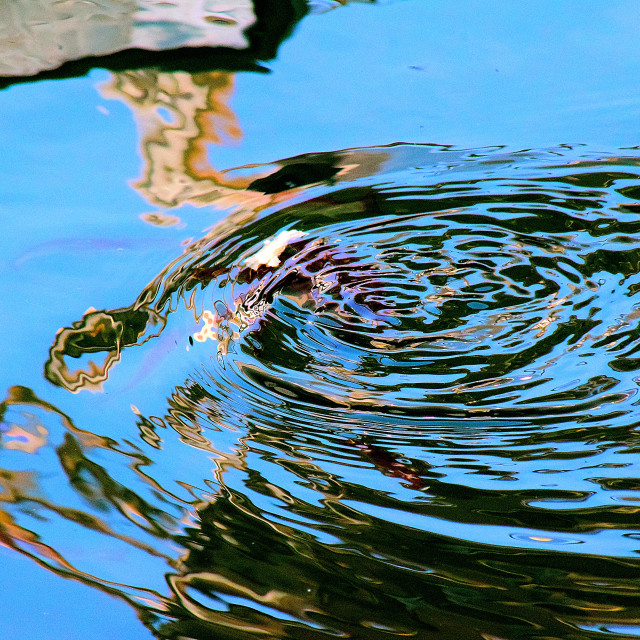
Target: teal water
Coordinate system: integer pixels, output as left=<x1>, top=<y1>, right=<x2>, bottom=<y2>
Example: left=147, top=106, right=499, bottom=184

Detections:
left=2, top=2, right=640, bottom=639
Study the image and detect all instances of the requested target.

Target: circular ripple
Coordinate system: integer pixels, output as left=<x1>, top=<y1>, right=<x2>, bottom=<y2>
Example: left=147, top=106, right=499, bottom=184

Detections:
left=157, top=145, right=640, bottom=422
left=29, top=145, right=640, bottom=639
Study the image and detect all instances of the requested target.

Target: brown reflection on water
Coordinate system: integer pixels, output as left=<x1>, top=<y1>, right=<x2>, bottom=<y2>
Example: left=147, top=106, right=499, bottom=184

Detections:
left=43, top=89, right=389, bottom=394
left=3, top=383, right=640, bottom=638
left=45, top=306, right=165, bottom=393
left=0, top=386, right=177, bottom=614
left=100, top=64, right=387, bottom=216
left=101, top=69, right=256, bottom=210
left=133, top=382, right=640, bottom=639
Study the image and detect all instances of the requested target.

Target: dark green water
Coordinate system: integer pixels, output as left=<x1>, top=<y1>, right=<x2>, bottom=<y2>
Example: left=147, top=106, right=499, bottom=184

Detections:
left=2, top=2, right=640, bottom=639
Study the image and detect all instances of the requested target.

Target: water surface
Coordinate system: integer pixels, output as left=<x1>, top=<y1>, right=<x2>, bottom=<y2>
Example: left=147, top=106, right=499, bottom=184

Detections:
left=2, top=2, right=640, bottom=639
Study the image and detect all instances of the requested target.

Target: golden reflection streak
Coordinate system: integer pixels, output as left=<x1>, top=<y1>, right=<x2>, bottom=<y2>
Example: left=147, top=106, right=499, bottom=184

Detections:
left=169, top=571, right=319, bottom=636
left=101, top=70, right=257, bottom=210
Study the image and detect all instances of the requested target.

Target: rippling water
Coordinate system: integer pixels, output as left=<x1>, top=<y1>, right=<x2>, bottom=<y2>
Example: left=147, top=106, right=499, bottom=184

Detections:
left=5, top=144, right=640, bottom=638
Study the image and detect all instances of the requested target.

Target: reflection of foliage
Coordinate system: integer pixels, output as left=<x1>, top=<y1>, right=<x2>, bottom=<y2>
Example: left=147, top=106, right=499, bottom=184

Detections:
left=0, top=382, right=429, bottom=638
left=0, top=384, right=444, bottom=638
left=4, top=378, right=640, bottom=639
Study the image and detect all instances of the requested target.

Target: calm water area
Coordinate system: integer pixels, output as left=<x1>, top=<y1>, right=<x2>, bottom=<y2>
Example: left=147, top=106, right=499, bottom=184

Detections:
left=2, top=1, right=640, bottom=638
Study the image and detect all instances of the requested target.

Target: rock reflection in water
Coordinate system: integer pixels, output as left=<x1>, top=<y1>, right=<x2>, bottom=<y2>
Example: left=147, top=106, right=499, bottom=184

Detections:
left=0, top=0, right=309, bottom=88
left=18, top=144, right=640, bottom=637
left=0, top=0, right=255, bottom=75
